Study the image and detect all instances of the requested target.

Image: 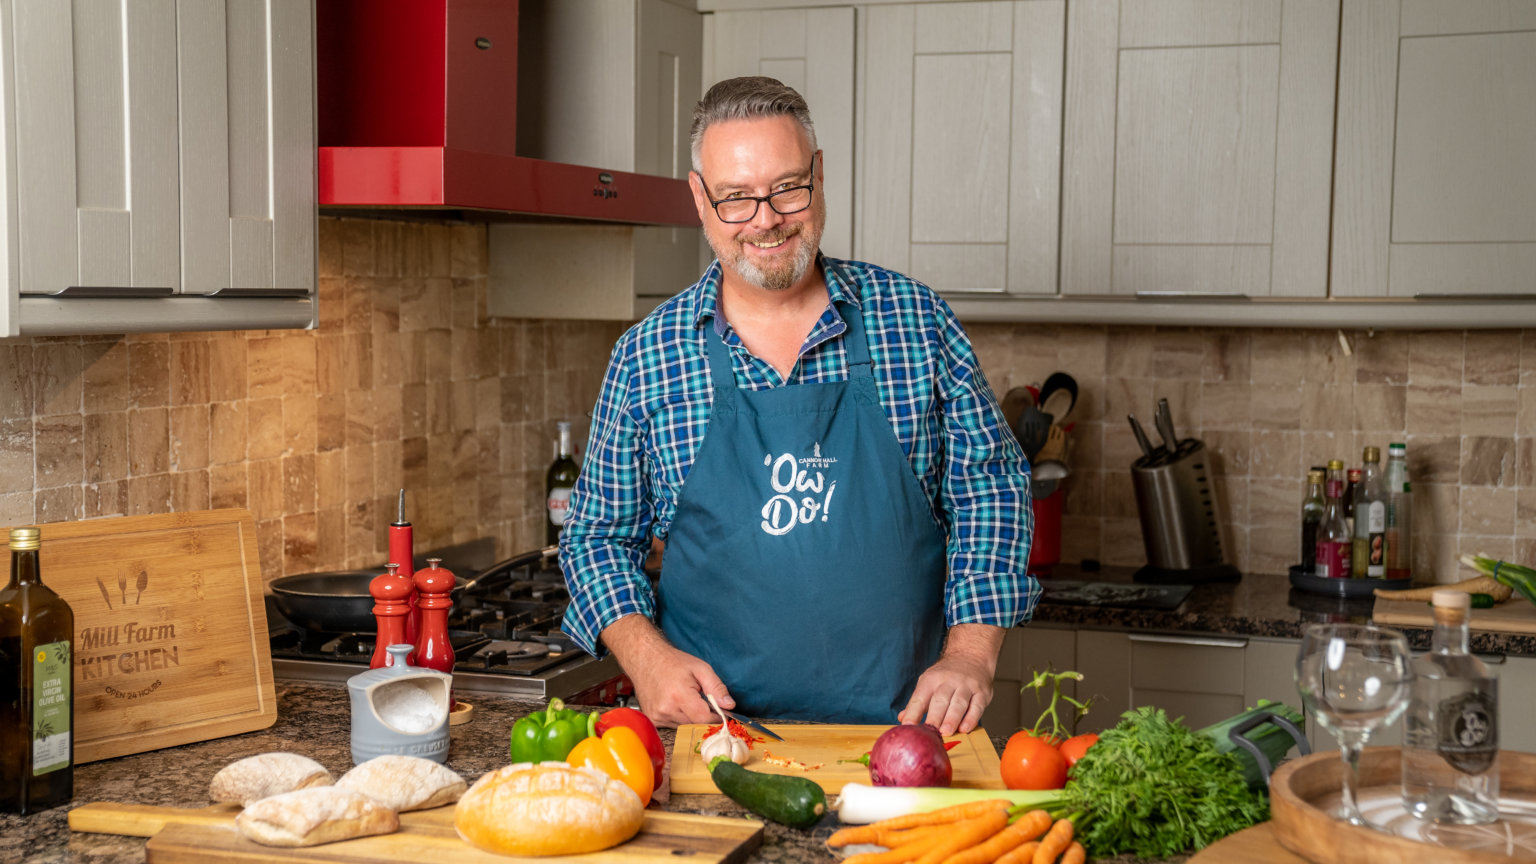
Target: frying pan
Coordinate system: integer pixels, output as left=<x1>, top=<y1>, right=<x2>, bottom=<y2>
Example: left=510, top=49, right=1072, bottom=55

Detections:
left=269, top=546, right=556, bottom=633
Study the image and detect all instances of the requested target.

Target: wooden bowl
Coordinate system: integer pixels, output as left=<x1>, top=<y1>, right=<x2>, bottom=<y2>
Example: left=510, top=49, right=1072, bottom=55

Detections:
left=1270, top=747, right=1536, bottom=863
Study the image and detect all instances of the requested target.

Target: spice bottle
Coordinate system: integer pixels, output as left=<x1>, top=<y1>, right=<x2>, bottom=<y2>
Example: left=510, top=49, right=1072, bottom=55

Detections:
left=1316, top=460, right=1352, bottom=579
left=1300, top=469, right=1325, bottom=572
left=1385, top=443, right=1412, bottom=580
left=368, top=563, right=414, bottom=670
left=413, top=559, right=456, bottom=709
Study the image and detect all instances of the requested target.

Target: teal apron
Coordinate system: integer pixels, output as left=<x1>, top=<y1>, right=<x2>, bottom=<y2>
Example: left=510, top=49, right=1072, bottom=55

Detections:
left=657, top=300, right=948, bottom=723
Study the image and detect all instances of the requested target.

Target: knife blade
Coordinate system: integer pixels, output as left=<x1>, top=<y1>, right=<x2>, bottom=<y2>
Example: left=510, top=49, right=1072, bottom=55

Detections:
left=1127, top=414, right=1155, bottom=457
left=1154, top=398, right=1179, bottom=453
left=721, top=708, right=784, bottom=741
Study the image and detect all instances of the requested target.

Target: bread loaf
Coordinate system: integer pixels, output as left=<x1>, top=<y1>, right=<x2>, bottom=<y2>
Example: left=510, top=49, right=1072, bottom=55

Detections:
left=235, top=786, right=398, bottom=847
left=337, top=755, right=466, bottom=812
left=454, top=762, right=644, bottom=856
left=210, top=753, right=332, bottom=806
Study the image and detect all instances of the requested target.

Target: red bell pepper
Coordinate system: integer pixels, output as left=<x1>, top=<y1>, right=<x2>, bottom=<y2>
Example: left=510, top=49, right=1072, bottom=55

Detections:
left=595, top=706, right=666, bottom=780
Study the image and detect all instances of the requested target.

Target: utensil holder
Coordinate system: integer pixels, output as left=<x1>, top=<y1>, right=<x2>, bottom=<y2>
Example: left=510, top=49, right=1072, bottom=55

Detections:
left=1131, top=439, right=1239, bottom=584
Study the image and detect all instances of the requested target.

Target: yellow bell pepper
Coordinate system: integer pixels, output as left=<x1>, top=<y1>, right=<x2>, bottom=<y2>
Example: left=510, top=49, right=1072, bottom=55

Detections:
left=566, top=724, right=655, bottom=807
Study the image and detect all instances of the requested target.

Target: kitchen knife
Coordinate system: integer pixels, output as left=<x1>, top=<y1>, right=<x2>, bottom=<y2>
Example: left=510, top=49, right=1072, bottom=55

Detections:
left=1128, top=414, right=1155, bottom=457
left=720, top=708, right=785, bottom=741
left=1154, top=398, right=1179, bottom=452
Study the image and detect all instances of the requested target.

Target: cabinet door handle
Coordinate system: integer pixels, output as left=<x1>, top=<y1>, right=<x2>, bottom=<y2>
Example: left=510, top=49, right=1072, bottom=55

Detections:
left=1127, top=634, right=1248, bottom=649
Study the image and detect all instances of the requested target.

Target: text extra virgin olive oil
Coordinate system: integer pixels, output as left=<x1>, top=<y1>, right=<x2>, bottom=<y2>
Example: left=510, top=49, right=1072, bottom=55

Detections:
left=1, top=527, right=75, bottom=814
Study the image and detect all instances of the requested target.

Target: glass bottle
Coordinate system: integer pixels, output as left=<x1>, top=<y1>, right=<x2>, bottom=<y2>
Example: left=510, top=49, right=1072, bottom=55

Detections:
left=1300, top=469, right=1325, bottom=572
left=1343, top=468, right=1362, bottom=539
left=1385, top=443, right=1412, bottom=581
left=1402, top=590, right=1499, bottom=824
left=546, top=421, right=579, bottom=547
left=1, top=527, right=75, bottom=814
left=1316, top=460, right=1352, bottom=579
left=1351, top=447, right=1387, bottom=579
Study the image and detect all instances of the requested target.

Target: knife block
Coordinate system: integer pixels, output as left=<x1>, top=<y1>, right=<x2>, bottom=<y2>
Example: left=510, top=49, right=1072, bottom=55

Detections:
left=1131, top=439, right=1239, bottom=584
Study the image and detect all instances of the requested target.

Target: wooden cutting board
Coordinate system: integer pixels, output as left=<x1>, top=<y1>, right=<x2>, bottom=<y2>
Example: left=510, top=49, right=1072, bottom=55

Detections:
left=1373, top=595, right=1536, bottom=635
left=23, top=509, right=275, bottom=762
left=69, top=801, right=763, bottom=864
left=670, top=724, right=1003, bottom=795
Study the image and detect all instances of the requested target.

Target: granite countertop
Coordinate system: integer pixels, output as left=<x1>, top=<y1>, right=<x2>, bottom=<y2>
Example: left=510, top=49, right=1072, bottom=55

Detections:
left=2, top=682, right=1186, bottom=864
left=1029, top=564, right=1536, bottom=657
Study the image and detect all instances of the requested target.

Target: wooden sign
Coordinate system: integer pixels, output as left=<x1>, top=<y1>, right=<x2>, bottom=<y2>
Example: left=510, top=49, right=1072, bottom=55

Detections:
left=23, top=509, right=276, bottom=763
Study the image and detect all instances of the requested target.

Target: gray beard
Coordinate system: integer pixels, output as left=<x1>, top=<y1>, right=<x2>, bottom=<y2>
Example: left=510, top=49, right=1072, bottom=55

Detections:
left=713, top=232, right=817, bottom=292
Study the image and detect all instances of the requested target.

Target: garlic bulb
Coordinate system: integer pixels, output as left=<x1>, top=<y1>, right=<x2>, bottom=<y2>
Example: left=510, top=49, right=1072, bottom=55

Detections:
left=700, top=693, right=750, bottom=765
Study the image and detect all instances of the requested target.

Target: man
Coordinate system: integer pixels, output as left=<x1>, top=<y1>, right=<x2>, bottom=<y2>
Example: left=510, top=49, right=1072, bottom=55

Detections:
left=560, top=77, right=1036, bottom=734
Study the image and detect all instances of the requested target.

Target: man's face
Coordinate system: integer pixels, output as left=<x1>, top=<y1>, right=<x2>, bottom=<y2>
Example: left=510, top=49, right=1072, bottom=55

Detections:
left=690, top=115, right=825, bottom=292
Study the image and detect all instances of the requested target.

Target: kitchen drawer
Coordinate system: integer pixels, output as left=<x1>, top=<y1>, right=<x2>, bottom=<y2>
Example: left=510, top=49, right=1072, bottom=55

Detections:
left=1129, top=633, right=1247, bottom=694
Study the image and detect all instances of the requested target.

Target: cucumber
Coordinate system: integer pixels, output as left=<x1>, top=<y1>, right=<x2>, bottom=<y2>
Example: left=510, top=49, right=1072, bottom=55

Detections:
left=707, top=757, right=826, bottom=828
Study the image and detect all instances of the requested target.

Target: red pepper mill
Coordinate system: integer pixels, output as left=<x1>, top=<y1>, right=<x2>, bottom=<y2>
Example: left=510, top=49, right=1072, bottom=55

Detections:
left=367, top=563, right=414, bottom=669
left=389, top=489, right=419, bottom=659
left=414, top=558, right=456, bottom=708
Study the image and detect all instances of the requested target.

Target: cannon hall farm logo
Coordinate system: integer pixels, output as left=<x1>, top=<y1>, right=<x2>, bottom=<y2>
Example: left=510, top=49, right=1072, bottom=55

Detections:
left=78, top=566, right=181, bottom=699
left=760, top=442, right=840, bottom=536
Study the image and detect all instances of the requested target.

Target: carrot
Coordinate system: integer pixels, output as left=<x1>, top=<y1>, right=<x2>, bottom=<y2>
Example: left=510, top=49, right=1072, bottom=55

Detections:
left=879, top=826, right=946, bottom=848
left=939, top=809, right=1053, bottom=864
left=994, top=840, right=1040, bottom=864
left=853, top=798, right=1016, bottom=832
left=1059, top=841, right=1086, bottom=864
left=829, top=824, right=950, bottom=850
left=1032, top=817, right=1075, bottom=864
left=842, top=831, right=950, bottom=864
left=913, top=810, right=1010, bottom=864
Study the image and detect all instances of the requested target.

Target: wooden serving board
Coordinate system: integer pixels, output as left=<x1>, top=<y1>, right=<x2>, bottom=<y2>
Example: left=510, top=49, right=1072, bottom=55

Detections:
left=24, top=509, right=275, bottom=762
left=670, top=724, right=1003, bottom=795
left=69, top=801, right=763, bottom=864
left=1373, top=595, right=1536, bottom=635
left=1269, top=748, right=1536, bottom=863
left=1186, top=823, right=1307, bottom=864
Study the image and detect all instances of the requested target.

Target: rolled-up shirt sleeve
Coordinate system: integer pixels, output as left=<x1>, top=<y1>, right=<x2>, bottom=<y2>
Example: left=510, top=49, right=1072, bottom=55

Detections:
left=559, top=337, right=656, bottom=657
left=931, top=304, right=1040, bottom=629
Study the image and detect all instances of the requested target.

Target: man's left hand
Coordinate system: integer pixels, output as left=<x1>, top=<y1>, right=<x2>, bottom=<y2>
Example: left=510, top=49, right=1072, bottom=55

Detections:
left=898, top=623, right=1006, bottom=735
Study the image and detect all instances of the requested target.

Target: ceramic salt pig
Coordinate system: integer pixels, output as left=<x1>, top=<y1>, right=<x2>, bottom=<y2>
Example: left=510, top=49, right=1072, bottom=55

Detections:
left=347, top=643, right=451, bottom=765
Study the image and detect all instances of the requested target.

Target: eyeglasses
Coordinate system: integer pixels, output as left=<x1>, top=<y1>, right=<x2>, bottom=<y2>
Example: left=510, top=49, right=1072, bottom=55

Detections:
left=699, top=154, right=817, bottom=223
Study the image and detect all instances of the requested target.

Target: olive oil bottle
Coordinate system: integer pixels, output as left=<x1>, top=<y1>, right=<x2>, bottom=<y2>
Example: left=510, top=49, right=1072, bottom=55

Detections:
left=1, top=527, right=75, bottom=814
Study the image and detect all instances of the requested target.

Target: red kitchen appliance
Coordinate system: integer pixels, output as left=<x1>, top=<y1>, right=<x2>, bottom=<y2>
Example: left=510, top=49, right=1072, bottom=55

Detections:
left=316, top=0, right=697, bottom=226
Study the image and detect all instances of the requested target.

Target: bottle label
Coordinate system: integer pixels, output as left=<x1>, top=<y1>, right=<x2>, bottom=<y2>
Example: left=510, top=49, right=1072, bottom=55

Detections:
left=1436, top=687, right=1497, bottom=774
left=32, top=640, right=71, bottom=775
left=1317, top=540, right=1351, bottom=578
left=547, top=487, right=573, bottom=527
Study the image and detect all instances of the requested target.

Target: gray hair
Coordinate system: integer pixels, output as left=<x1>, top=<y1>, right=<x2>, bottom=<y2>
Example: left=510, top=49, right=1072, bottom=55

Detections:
left=689, top=77, right=817, bottom=174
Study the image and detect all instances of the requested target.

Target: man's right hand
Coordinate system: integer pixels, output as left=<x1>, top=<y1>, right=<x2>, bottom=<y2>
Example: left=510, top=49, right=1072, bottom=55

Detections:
left=600, top=614, right=732, bottom=727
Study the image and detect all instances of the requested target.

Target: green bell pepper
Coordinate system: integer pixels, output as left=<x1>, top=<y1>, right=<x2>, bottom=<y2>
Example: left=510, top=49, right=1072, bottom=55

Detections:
left=509, top=698, right=597, bottom=763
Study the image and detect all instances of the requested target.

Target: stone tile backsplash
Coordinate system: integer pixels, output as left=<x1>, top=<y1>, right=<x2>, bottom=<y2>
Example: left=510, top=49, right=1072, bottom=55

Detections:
left=0, top=215, right=1529, bottom=585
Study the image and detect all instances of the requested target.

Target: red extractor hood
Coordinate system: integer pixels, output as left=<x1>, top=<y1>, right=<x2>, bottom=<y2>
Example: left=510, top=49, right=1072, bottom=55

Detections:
left=317, top=0, right=699, bottom=227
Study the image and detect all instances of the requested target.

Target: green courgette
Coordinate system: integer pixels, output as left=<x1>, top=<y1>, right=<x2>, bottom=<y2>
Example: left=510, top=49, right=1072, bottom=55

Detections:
left=707, top=756, right=826, bottom=828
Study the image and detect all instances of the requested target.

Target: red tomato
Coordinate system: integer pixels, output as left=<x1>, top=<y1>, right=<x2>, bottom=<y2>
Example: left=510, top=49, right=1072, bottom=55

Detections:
left=999, top=731, right=1069, bottom=790
left=1058, top=732, right=1099, bottom=767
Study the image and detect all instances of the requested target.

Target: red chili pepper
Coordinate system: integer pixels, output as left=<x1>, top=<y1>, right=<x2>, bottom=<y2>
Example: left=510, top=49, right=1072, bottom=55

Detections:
left=944, top=740, right=962, bottom=751
left=703, top=719, right=758, bottom=749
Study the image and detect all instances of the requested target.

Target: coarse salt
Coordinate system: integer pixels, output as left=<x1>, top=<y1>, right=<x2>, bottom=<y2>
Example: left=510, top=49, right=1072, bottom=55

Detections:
left=372, top=682, right=443, bottom=733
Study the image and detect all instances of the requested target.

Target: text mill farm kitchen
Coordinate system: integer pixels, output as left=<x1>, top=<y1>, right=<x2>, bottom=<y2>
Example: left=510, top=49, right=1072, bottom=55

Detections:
left=77, top=621, right=181, bottom=681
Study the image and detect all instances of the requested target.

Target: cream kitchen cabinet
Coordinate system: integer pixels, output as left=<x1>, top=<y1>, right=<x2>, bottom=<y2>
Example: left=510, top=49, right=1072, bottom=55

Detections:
left=1074, top=631, right=1306, bottom=737
left=1060, top=0, right=1338, bottom=299
left=855, top=1, right=1064, bottom=298
left=1331, top=0, right=1536, bottom=299
left=2, top=0, right=316, bottom=337
left=490, top=0, right=704, bottom=321
left=985, top=623, right=1077, bottom=735
left=704, top=6, right=855, bottom=260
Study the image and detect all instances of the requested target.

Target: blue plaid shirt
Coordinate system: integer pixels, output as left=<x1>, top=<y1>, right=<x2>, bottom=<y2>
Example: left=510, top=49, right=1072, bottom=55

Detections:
left=559, top=255, right=1038, bottom=656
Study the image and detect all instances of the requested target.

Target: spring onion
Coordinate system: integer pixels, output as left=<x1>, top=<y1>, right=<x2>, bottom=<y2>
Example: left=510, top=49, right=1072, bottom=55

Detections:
left=835, top=783, right=1060, bottom=824
left=1460, top=553, right=1536, bottom=606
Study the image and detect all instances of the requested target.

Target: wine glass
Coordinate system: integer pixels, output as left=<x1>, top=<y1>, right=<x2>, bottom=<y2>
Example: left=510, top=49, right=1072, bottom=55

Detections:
left=1295, top=623, right=1413, bottom=828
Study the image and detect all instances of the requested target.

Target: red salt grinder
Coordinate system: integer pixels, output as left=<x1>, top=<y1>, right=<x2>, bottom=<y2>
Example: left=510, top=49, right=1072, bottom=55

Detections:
left=389, top=489, right=420, bottom=657
left=368, top=563, right=414, bottom=669
left=414, top=557, right=456, bottom=707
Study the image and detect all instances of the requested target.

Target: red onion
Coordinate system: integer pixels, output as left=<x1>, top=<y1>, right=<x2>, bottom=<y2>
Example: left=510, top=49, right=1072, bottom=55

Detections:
left=868, top=724, right=953, bottom=788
